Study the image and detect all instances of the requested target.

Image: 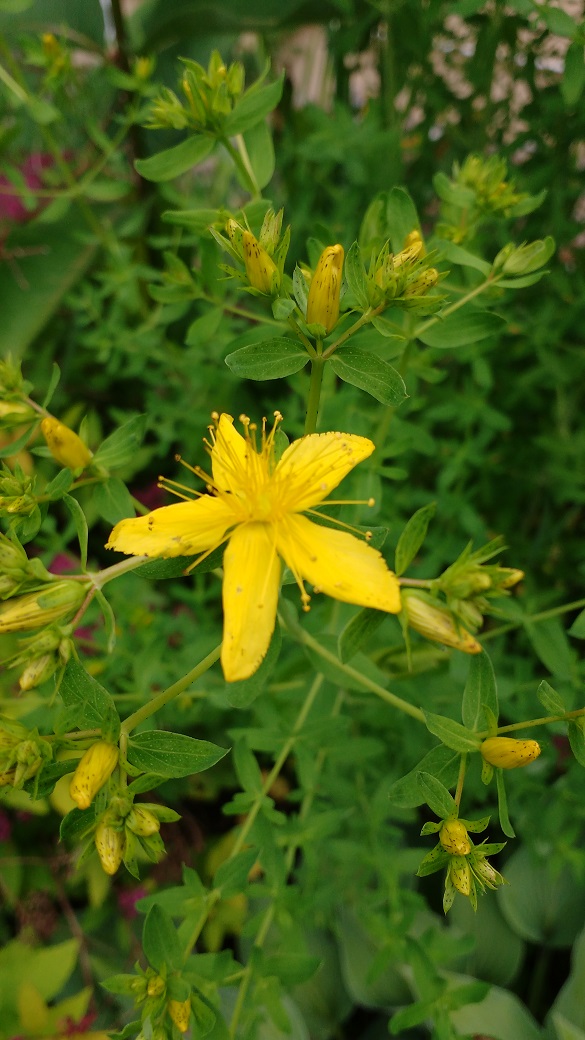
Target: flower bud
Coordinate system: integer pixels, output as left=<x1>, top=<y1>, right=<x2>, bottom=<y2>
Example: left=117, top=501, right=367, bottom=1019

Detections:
left=403, top=267, right=439, bottom=297
left=449, top=856, right=471, bottom=896
left=41, top=417, right=92, bottom=470
left=472, top=857, right=505, bottom=890
left=19, top=653, right=59, bottom=691
left=242, top=231, right=280, bottom=295
left=0, top=400, right=35, bottom=426
left=306, top=244, right=344, bottom=332
left=226, top=218, right=245, bottom=256
left=126, top=805, right=161, bottom=837
left=0, top=581, right=87, bottom=634
left=392, top=236, right=424, bottom=269
left=168, top=998, right=191, bottom=1034
left=401, top=591, right=482, bottom=654
left=480, top=736, right=541, bottom=769
left=147, top=974, right=166, bottom=998
left=69, top=740, right=119, bottom=810
left=497, top=568, right=524, bottom=589
left=95, top=818, right=125, bottom=875
left=439, top=819, right=471, bottom=856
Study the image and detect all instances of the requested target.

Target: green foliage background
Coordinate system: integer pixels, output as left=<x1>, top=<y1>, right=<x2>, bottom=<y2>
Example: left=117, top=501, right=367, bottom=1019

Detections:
left=1, top=1, right=585, bottom=1039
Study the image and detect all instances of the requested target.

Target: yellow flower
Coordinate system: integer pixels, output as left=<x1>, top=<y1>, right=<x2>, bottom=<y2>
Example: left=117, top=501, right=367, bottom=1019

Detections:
left=41, top=417, right=92, bottom=470
left=306, top=244, right=344, bottom=332
left=106, top=413, right=401, bottom=681
left=480, top=736, right=541, bottom=769
left=69, top=740, right=119, bottom=809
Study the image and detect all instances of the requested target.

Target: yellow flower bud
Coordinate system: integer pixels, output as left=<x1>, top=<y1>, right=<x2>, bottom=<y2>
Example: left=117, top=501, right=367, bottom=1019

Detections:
left=0, top=581, right=86, bottom=634
left=449, top=856, right=471, bottom=896
left=306, top=244, right=344, bottom=332
left=404, top=267, right=439, bottom=296
left=19, top=653, right=58, bottom=691
left=69, top=741, right=119, bottom=810
left=41, top=417, right=92, bottom=470
left=126, top=805, right=161, bottom=837
left=241, top=231, right=280, bottom=295
left=168, top=998, right=191, bottom=1034
left=403, top=228, right=425, bottom=254
left=498, top=568, right=524, bottom=589
left=147, top=974, right=166, bottom=997
left=0, top=400, right=35, bottom=422
left=0, top=768, right=16, bottom=787
left=439, top=819, right=471, bottom=856
left=95, top=818, right=125, bottom=875
left=480, top=736, right=541, bottom=769
left=392, top=238, right=424, bottom=270
left=401, top=591, right=482, bottom=654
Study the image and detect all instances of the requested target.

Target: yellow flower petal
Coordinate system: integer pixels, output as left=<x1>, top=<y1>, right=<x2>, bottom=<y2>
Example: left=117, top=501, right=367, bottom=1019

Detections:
left=211, top=413, right=264, bottom=493
left=106, top=497, right=235, bottom=558
left=275, top=432, right=375, bottom=512
left=276, top=514, right=401, bottom=612
left=221, top=523, right=281, bottom=681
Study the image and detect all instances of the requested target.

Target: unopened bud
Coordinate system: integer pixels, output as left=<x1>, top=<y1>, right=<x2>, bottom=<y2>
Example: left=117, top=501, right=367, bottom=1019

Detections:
left=449, top=856, right=471, bottom=896
left=401, top=591, right=482, bottom=654
left=242, top=231, right=280, bottom=295
left=0, top=581, right=87, bottom=634
left=95, top=818, right=125, bottom=875
left=126, top=805, right=160, bottom=837
left=69, top=740, right=119, bottom=809
left=480, top=736, right=541, bottom=769
left=497, top=568, right=524, bottom=589
left=439, top=819, right=471, bottom=856
left=147, top=974, right=166, bottom=998
left=19, top=653, right=58, bottom=690
left=226, top=218, right=245, bottom=256
left=473, top=857, right=504, bottom=889
left=168, top=998, right=191, bottom=1034
left=41, top=417, right=92, bottom=470
left=404, top=267, right=439, bottom=296
left=306, top=244, right=344, bottom=332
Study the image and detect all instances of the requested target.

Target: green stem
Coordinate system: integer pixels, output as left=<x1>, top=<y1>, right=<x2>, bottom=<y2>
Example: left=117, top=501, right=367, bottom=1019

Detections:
left=121, top=643, right=222, bottom=734
left=412, top=273, right=500, bottom=342
left=454, top=754, right=467, bottom=808
left=304, top=357, right=325, bottom=434
left=322, top=307, right=382, bottom=359
left=481, top=705, right=585, bottom=739
left=91, top=555, right=150, bottom=588
left=289, top=622, right=426, bottom=724
left=109, top=0, right=130, bottom=71
left=220, top=136, right=261, bottom=200
left=482, top=597, right=585, bottom=642
left=0, top=59, right=27, bottom=102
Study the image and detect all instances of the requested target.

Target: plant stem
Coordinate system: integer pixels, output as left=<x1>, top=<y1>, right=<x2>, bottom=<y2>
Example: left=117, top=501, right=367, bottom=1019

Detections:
left=483, top=705, right=585, bottom=739
left=482, top=597, right=585, bottom=642
left=220, top=136, right=261, bottom=200
left=322, top=307, right=382, bottom=359
left=304, top=357, right=325, bottom=434
left=121, top=643, right=222, bottom=734
left=413, top=274, right=499, bottom=341
left=91, top=555, right=150, bottom=587
left=290, top=623, right=426, bottom=724
left=454, top=754, right=467, bottom=808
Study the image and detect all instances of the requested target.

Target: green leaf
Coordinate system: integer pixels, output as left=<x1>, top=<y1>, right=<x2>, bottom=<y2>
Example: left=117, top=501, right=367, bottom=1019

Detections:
left=135, top=135, right=215, bottom=182
left=92, top=415, right=147, bottom=471
left=62, top=494, right=88, bottom=570
left=242, top=119, right=275, bottom=190
left=126, top=731, right=228, bottom=777
left=257, top=950, right=321, bottom=986
left=537, top=679, right=566, bottom=715
left=436, top=240, right=491, bottom=275
left=42, top=362, right=61, bottom=409
left=394, top=501, right=436, bottom=576
left=223, top=74, right=284, bottom=136
left=562, top=42, right=585, bottom=106
left=142, top=904, right=183, bottom=973
left=225, top=623, right=281, bottom=707
left=44, top=468, right=74, bottom=500
left=416, top=309, right=505, bottom=348
left=417, top=770, right=458, bottom=818
left=94, top=588, right=117, bottom=654
left=524, top=617, right=573, bottom=678
left=213, top=848, right=258, bottom=897
left=495, top=769, right=515, bottom=838
left=329, top=347, right=407, bottom=405
left=225, top=338, right=308, bottom=380
left=344, top=241, right=369, bottom=309
left=568, top=719, right=585, bottom=768
left=385, top=187, right=420, bottom=253
left=93, top=478, right=136, bottom=525
left=387, top=745, right=461, bottom=808
left=462, top=650, right=498, bottom=732
left=538, top=4, right=578, bottom=37
left=59, top=660, right=120, bottom=739
left=498, top=848, right=585, bottom=949
left=569, top=608, right=585, bottom=639
left=338, top=607, right=386, bottom=663
left=423, top=711, right=481, bottom=753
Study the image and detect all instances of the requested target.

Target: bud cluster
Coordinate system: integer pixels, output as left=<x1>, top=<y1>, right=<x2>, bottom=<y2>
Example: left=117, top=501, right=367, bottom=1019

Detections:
left=0, top=462, right=37, bottom=519
left=436, top=154, right=541, bottom=243
left=431, top=537, right=524, bottom=634
left=418, top=814, right=506, bottom=913
left=0, top=716, right=53, bottom=790
left=4, top=625, right=74, bottom=690
left=145, top=49, right=245, bottom=132
left=213, top=209, right=290, bottom=298
left=368, top=229, right=442, bottom=313
left=104, top=966, right=192, bottom=1038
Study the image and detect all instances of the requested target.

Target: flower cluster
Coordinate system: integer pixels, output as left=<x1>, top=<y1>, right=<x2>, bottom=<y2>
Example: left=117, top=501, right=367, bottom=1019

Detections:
left=145, top=49, right=245, bottom=132
left=0, top=716, right=53, bottom=790
left=212, top=209, right=290, bottom=298
left=368, top=229, right=442, bottom=312
left=418, top=815, right=507, bottom=913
